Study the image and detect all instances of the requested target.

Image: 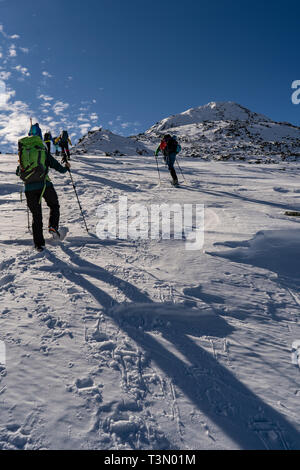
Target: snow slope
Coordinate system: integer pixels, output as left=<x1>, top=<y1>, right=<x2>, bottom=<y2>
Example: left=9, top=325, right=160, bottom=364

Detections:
left=0, top=152, right=300, bottom=450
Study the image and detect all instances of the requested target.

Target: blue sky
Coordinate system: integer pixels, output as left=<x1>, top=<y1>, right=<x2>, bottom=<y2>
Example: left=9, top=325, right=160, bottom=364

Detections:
left=0, top=0, right=299, bottom=151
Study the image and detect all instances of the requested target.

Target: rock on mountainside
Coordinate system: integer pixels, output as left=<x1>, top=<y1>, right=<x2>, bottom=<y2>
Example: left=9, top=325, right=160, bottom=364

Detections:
left=73, top=102, right=300, bottom=162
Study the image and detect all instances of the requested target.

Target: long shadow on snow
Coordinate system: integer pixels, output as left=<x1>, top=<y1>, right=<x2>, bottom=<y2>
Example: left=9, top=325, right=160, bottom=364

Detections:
left=199, top=188, right=300, bottom=212
left=43, top=244, right=300, bottom=449
left=0, top=238, right=32, bottom=246
left=70, top=169, right=138, bottom=193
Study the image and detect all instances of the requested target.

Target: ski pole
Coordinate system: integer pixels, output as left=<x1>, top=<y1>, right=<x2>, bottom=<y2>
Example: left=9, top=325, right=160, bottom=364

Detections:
left=67, top=168, right=89, bottom=233
left=27, top=206, right=31, bottom=233
left=176, top=158, right=186, bottom=183
left=19, top=183, right=31, bottom=234
left=154, top=154, right=161, bottom=186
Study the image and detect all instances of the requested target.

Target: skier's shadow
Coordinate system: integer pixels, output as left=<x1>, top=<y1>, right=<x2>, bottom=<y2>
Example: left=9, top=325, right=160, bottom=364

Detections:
left=70, top=169, right=138, bottom=193
left=44, top=244, right=300, bottom=450
left=199, top=188, right=300, bottom=212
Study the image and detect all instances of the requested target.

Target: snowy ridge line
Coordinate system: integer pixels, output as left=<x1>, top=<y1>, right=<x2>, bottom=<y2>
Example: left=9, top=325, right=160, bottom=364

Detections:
left=73, top=102, right=300, bottom=163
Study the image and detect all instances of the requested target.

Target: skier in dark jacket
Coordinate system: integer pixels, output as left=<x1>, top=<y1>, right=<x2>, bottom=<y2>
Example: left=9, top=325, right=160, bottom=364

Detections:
left=53, top=136, right=61, bottom=156
left=28, top=122, right=43, bottom=140
left=55, top=130, right=72, bottom=162
left=44, top=131, right=54, bottom=153
left=155, top=134, right=181, bottom=186
left=17, top=153, right=70, bottom=252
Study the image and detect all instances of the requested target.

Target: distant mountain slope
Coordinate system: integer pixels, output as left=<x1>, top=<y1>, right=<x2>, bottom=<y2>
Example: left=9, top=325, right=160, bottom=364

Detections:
left=145, top=101, right=271, bottom=133
left=73, top=128, right=151, bottom=156
left=73, top=102, right=300, bottom=162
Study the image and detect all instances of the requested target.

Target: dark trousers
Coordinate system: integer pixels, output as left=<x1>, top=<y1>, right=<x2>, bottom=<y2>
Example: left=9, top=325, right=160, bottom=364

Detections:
left=45, top=141, right=51, bottom=153
left=25, top=186, right=60, bottom=247
left=165, top=153, right=178, bottom=183
left=169, top=166, right=178, bottom=183
left=61, top=143, right=70, bottom=160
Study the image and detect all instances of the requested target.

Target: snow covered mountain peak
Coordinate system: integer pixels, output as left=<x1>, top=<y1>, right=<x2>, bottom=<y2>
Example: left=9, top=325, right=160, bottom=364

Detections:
left=73, top=101, right=300, bottom=163
left=145, top=101, right=271, bottom=134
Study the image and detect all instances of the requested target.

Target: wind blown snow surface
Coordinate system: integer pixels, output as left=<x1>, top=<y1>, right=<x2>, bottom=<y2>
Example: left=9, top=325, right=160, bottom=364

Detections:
left=0, top=152, right=300, bottom=450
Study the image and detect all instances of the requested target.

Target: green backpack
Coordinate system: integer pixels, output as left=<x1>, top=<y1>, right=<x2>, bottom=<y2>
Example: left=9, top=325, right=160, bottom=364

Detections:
left=18, top=136, right=48, bottom=184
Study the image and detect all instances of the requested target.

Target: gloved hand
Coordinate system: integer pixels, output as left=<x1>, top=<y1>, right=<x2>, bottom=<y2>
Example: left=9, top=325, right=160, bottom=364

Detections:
left=65, top=162, right=71, bottom=170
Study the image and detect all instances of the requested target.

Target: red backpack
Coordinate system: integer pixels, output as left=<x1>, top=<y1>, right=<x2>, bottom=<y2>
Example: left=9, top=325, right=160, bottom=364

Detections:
left=160, top=140, right=167, bottom=151
left=160, top=137, right=177, bottom=154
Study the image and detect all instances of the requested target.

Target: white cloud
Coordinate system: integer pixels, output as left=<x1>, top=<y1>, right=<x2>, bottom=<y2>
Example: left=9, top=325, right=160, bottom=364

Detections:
left=0, top=97, right=33, bottom=146
left=14, top=65, right=30, bottom=77
left=78, top=122, right=91, bottom=135
left=39, top=94, right=54, bottom=101
left=45, top=120, right=60, bottom=128
left=0, top=87, right=68, bottom=149
left=0, top=80, right=6, bottom=106
left=0, top=25, right=8, bottom=38
left=53, top=101, right=69, bottom=115
left=9, top=45, right=17, bottom=57
left=42, top=71, right=52, bottom=78
left=90, top=113, right=98, bottom=121
left=20, top=47, right=29, bottom=54
left=0, top=25, right=18, bottom=40
left=0, top=71, right=11, bottom=80
left=120, top=120, right=141, bottom=130
left=0, top=88, right=16, bottom=106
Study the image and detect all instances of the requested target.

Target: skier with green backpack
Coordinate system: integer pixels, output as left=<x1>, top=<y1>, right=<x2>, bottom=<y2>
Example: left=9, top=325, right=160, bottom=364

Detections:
left=17, top=133, right=70, bottom=252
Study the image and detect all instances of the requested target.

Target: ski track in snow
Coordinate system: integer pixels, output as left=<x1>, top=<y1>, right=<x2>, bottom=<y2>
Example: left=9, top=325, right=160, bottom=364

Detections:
left=0, top=154, right=300, bottom=449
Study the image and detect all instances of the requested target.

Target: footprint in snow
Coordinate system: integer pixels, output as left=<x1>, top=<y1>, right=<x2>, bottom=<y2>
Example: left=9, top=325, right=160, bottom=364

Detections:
left=273, top=187, right=289, bottom=193
left=0, top=274, right=15, bottom=288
